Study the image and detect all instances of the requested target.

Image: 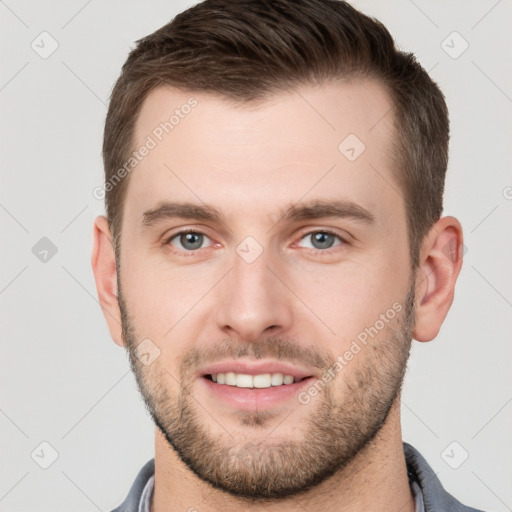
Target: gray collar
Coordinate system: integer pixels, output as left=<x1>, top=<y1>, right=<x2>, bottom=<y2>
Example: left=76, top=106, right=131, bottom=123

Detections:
left=111, top=442, right=486, bottom=512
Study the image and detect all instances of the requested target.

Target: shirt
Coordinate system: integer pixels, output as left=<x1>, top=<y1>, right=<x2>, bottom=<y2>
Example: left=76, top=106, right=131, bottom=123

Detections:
left=111, top=442, right=487, bottom=512
left=139, top=474, right=154, bottom=512
left=137, top=471, right=426, bottom=512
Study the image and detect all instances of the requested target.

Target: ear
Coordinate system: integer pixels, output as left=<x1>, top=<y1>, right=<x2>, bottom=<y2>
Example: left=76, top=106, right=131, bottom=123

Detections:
left=91, top=216, right=124, bottom=347
left=413, top=216, right=464, bottom=342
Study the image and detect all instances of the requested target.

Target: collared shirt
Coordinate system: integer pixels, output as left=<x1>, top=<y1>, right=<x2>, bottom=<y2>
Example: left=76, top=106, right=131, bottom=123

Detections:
left=138, top=474, right=154, bottom=512
left=137, top=472, right=426, bottom=512
left=112, top=442, right=486, bottom=512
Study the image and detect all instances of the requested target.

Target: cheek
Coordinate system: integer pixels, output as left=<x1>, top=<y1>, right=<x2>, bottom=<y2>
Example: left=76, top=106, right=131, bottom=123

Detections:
left=286, top=250, right=408, bottom=346
left=120, top=247, right=218, bottom=343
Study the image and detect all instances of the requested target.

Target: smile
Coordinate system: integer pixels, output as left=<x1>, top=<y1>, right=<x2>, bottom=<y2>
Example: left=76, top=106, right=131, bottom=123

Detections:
left=206, top=372, right=306, bottom=388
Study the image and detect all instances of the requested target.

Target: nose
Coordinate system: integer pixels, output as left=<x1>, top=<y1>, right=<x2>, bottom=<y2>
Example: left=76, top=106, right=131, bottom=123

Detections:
left=214, top=246, right=294, bottom=343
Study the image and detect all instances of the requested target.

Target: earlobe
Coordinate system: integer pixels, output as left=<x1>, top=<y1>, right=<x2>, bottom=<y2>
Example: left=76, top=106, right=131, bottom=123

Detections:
left=413, top=216, right=464, bottom=343
left=91, top=216, right=124, bottom=347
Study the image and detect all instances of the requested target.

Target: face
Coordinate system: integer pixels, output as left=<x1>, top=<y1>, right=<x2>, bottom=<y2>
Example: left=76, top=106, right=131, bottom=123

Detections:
left=117, top=80, right=415, bottom=500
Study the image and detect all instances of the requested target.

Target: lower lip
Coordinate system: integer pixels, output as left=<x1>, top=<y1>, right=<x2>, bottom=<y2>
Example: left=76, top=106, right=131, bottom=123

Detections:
left=200, top=376, right=315, bottom=410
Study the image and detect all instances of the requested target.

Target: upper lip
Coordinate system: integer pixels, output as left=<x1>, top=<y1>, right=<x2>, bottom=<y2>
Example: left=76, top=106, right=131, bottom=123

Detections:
left=198, top=360, right=317, bottom=380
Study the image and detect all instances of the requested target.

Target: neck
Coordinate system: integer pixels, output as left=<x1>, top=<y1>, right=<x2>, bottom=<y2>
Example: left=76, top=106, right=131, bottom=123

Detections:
left=152, top=398, right=415, bottom=512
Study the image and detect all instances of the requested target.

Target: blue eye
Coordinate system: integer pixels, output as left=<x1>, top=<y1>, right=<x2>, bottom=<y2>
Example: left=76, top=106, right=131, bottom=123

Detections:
left=299, top=231, right=344, bottom=250
left=164, top=229, right=345, bottom=255
left=168, top=231, right=211, bottom=251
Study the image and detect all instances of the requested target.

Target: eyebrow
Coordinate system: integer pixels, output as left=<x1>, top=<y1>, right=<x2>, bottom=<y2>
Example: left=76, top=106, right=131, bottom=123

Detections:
left=280, top=200, right=374, bottom=225
left=142, top=203, right=222, bottom=227
left=141, top=199, right=375, bottom=228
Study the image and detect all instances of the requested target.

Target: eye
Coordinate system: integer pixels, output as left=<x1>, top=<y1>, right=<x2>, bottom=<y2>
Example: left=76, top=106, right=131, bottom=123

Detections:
left=167, top=231, right=212, bottom=251
left=298, top=230, right=345, bottom=251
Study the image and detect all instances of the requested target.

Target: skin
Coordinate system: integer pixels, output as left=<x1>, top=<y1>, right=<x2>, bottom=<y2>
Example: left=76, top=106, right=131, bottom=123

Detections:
left=92, top=79, right=463, bottom=512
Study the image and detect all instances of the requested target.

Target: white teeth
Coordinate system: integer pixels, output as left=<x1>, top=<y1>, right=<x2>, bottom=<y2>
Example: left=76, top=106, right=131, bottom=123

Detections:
left=271, top=373, right=284, bottom=386
left=225, top=372, right=237, bottom=385
left=210, top=372, right=299, bottom=388
left=236, top=374, right=253, bottom=388
left=283, top=374, right=294, bottom=385
left=253, top=373, right=271, bottom=388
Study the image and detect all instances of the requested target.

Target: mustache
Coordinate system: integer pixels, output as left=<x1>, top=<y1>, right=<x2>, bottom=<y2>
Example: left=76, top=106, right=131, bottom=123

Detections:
left=180, top=337, right=333, bottom=378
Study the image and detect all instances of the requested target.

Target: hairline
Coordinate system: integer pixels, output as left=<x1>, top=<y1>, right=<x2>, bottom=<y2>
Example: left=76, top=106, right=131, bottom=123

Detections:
left=111, top=77, right=417, bottom=270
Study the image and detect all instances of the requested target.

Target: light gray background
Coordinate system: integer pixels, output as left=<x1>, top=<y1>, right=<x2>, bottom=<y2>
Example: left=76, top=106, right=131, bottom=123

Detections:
left=1, top=1, right=511, bottom=511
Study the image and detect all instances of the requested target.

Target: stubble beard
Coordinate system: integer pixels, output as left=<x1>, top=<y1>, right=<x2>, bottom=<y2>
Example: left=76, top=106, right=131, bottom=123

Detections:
left=118, top=283, right=415, bottom=502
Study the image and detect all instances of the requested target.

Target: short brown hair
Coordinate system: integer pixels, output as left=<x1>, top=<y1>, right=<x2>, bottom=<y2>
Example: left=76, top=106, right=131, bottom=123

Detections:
left=103, top=0, right=449, bottom=267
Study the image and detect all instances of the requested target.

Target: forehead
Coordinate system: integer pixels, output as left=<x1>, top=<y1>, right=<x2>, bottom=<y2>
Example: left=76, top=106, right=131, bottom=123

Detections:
left=134, top=79, right=394, bottom=153
left=124, top=79, right=399, bottom=228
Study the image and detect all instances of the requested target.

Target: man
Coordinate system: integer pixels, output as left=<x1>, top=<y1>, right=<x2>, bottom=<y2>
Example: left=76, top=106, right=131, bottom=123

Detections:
left=91, top=0, right=485, bottom=510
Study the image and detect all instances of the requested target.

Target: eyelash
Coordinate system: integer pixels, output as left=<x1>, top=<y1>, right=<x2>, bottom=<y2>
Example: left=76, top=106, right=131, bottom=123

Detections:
left=163, top=229, right=347, bottom=256
left=296, top=229, right=347, bottom=254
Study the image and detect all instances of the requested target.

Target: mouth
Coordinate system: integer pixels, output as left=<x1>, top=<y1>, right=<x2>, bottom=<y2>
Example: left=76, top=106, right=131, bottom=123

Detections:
left=204, top=372, right=308, bottom=388
left=197, top=361, right=317, bottom=410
